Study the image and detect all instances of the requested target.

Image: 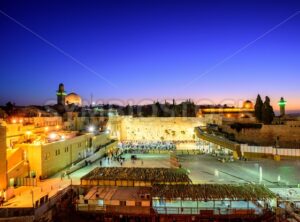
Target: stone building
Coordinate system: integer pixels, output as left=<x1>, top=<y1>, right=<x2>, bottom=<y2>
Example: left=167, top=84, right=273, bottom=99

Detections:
left=0, top=125, right=7, bottom=190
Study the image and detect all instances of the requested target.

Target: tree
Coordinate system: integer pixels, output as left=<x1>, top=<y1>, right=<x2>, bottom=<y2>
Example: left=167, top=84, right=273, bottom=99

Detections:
left=154, top=102, right=164, bottom=117
left=262, top=96, right=275, bottom=124
left=254, top=94, right=263, bottom=122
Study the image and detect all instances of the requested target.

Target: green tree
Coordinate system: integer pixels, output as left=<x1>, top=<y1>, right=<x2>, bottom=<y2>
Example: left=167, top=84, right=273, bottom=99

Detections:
left=262, top=96, right=275, bottom=124
left=254, top=94, right=263, bottom=122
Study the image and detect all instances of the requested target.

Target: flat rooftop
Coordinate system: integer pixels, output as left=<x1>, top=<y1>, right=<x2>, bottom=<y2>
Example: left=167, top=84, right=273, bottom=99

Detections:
left=151, top=184, right=276, bottom=201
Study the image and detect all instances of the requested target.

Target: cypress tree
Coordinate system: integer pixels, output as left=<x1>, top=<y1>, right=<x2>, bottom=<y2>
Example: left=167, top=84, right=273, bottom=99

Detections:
left=262, top=96, right=275, bottom=124
left=254, top=94, right=263, bottom=122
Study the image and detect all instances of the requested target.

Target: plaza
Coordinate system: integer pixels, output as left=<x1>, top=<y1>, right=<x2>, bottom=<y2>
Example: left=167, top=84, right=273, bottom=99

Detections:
left=65, top=150, right=300, bottom=187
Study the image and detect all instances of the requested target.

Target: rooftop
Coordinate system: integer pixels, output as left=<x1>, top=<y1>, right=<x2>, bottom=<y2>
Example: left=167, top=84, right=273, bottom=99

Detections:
left=151, top=184, right=276, bottom=201
left=81, top=167, right=191, bottom=184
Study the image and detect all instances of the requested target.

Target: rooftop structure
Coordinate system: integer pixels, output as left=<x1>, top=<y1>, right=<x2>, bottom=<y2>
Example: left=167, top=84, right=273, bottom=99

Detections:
left=151, top=184, right=275, bottom=201
left=77, top=181, right=276, bottom=220
left=198, top=100, right=255, bottom=120
left=81, top=167, right=191, bottom=186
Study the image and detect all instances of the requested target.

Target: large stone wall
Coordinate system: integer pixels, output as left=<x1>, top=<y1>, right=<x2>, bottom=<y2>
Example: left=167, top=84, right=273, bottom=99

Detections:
left=108, top=117, right=205, bottom=141
left=221, top=123, right=300, bottom=147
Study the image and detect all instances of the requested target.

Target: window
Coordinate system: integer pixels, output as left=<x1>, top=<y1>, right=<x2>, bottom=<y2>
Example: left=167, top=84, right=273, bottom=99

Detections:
left=65, top=147, right=69, bottom=152
left=98, top=199, right=104, bottom=206
left=135, top=201, right=142, bottom=207
left=44, top=152, right=50, bottom=160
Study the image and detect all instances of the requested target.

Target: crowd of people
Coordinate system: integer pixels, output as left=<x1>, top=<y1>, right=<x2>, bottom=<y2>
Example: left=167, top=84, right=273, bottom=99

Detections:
left=118, top=141, right=176, bottom=153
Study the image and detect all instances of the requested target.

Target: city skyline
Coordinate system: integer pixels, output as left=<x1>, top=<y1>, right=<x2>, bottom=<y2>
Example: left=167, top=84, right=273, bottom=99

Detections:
left=1, top=0, right=300, bottom=111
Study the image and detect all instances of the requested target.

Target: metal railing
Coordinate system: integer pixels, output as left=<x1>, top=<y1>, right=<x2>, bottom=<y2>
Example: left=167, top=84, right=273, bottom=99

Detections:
left=153, top=207, right=259, bottom=215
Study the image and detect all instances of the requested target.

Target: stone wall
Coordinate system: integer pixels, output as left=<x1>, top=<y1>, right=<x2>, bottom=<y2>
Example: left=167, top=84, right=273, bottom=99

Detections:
left=221, top=123, right=300, bottom=147
left=108, top=116, right=205, bottom=141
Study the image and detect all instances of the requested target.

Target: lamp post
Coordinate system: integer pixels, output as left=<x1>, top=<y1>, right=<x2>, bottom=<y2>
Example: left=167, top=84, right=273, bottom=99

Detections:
left=88, top=126, right=95, bottom=133
left=25, top=131, right=32, bottom=141
left=259, top=166, right=263, bottom=184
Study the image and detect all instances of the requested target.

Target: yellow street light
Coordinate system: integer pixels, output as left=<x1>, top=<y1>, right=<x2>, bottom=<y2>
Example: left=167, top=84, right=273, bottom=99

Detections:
left=49, top=133, right=57, bottom=140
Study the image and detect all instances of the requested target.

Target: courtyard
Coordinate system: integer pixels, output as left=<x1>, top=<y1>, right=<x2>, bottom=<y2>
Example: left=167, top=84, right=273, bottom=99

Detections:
left=69, top=152, right=300, bottom=187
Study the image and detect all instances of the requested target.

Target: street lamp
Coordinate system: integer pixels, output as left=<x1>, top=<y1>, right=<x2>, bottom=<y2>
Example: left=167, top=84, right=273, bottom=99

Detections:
left=26, top=131, right=32, bottom=140
left=88, top=126, right=95, bottom=133
left=259, top=166, right=263, bottom=184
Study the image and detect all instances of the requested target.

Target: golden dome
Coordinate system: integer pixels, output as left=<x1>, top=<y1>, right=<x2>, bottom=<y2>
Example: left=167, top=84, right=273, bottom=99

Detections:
left=242, top=100, right=253, bottom=109
left=65, top=93, right=82, bottom=106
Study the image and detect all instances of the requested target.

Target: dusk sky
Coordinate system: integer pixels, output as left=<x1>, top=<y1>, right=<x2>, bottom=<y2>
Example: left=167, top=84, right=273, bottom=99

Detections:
left=0, top=0, right=300, bottom=111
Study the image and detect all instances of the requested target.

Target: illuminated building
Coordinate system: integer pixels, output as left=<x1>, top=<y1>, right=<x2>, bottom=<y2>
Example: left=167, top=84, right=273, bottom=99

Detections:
left=198, top=100, right=255, bottom=118
left=0, top=125, right=7, bottom=190
left=57, top=83, right=82, bottom=106
left=19, top=132, right=115, bottom=179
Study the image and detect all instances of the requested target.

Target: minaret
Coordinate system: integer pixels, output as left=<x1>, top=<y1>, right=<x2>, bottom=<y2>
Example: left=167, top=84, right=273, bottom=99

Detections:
left=278, top=97, right=286, bottom=116
left=57, top=83, right=66, bottom=105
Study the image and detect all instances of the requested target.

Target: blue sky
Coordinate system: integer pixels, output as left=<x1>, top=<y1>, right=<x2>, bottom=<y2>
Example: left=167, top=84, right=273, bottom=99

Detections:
left=0, top=0, right=300, bottom=110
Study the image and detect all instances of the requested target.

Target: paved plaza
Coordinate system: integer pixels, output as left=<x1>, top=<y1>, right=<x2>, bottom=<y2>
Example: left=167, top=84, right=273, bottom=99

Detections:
left=179, top=154, right=300, bottom=186
left=69, top=153, right=171, bottom=179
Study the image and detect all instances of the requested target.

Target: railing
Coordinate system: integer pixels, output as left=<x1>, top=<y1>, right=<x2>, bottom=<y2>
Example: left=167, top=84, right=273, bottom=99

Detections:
left=15, top=177, right=37, bottom=187
left=195, top=127, right=240, bottom=152
left=0, top=208, right=34, bottom=218
left=153, top=207, right=258, bottom=215
left=76, top=204, right=151, bottom=215
left=76, top=204, right=106, bottom=212
left=34, top=184, right=71, bottom=218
